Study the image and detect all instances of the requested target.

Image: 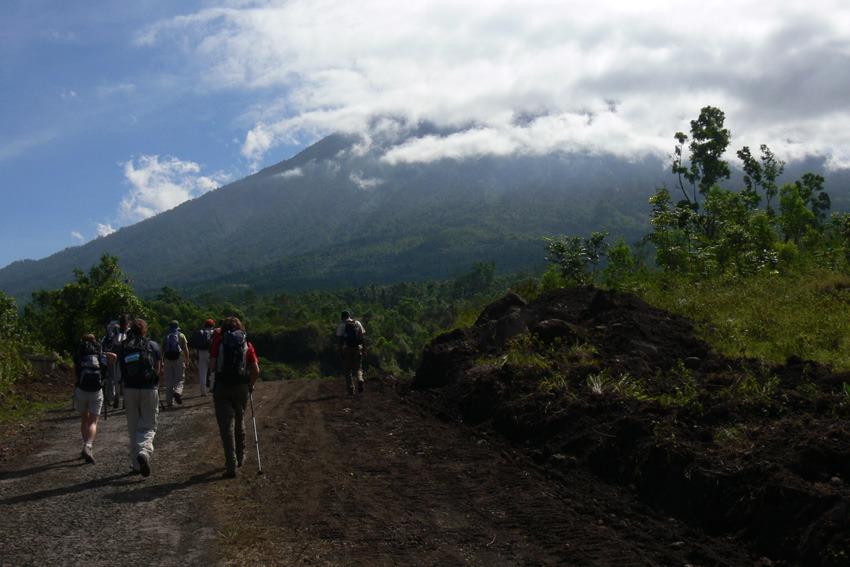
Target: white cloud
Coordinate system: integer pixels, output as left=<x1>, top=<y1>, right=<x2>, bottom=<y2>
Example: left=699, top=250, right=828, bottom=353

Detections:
left=119, top=155, right=231, bottom=222
left=275, top=167, right=303, bottom=179
left=141, top=0, right=850, bottom=168
left=349, top=172, right=383, bottom=190
left=96, top=223, right=116, bottom=237
left=71, top=231, right=84, bottom=242
left=0, top=130, right=57, bottom=162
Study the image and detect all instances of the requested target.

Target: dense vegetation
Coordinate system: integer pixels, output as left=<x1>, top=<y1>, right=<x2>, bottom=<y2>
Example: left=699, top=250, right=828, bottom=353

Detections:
left=2, top=105, right=849, bottom=404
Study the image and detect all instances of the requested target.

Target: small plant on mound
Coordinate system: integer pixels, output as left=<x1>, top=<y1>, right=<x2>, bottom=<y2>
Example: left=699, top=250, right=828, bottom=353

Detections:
left=656, top=361, right=701, bottom=410
left=585, top=369, right=648, bottom=400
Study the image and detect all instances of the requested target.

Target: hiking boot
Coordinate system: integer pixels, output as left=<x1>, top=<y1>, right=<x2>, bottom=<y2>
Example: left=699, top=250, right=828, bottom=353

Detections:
left=236, top=454, right=244, bottom=468
left=137, top=453, right=151, bottom=477
left=112, top=398, right=120, bottom=409
left=82, top=445, right=95, bottom=464
left=356, top=380, right=364, bottom=394
left=348, top=387, right=355, bottom=397
left=174, top=392, right=183, bottom=405
left=224, top=468, right=237, bottom=479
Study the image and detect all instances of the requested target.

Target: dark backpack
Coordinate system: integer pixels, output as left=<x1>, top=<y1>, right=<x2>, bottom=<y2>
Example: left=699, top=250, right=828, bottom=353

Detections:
left=189, top=329, right=213, bottom=350
left=216, top=330, right=248, bottom=385
left=344, top=320, right=363, bottom=348
left=120, top=336, right=158, bottom=388
left=77, top=342, right=104, bottom=392
left=163, top=331, right=182, bottom=360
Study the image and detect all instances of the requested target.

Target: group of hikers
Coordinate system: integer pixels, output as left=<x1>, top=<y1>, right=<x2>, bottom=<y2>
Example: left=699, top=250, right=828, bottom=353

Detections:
left=71, top=311, right=366, bottom=479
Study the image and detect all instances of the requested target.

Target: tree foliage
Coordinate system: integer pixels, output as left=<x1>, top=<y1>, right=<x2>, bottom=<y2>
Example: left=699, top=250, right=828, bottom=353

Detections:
left=23, top=254, right=147, bottom=354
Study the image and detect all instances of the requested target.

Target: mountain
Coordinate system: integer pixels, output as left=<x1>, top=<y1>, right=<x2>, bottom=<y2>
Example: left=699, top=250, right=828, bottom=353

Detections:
left=2, top=130, right=845, bottom=304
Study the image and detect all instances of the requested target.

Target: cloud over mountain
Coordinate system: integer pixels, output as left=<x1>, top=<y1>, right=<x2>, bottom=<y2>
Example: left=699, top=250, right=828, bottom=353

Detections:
left=139, top=0, right=850, bottom=168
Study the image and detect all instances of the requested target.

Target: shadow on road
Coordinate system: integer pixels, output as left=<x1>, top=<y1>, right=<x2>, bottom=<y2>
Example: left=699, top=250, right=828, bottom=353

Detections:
left=0, top=457, right=85, bottom=481
left=0, top=471, right=136, bottom=506
left=104, top=469, right=220, bottom=504
left=292, top=395, right=339, bottom=404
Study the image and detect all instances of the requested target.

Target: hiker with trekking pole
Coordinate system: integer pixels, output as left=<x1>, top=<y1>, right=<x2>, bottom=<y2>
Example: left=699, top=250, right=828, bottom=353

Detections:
left=101, top=314, right=130, bottom=410
left=73, top=334, right=107, bottom=463
left=209, top=316, right=261, bottom=478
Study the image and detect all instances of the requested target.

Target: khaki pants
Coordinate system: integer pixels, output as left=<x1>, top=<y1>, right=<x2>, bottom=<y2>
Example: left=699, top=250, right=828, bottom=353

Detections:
left=124, top=387, right=159, bottom=469
left=163, top=358, right=185, bottom=405
left=342, top=346, right=364, bottom=391
left=214, top=383, right=249, bottom=472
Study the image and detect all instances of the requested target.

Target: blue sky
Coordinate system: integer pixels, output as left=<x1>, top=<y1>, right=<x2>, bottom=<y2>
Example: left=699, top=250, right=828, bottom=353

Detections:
left=3, top=0, right=850, bottom=269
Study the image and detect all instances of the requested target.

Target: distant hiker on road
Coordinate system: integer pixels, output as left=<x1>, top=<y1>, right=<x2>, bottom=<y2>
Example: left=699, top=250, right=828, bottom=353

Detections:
left=74, top=334, right=106, bottom=463
left=189, top=319, right=216, bottom=396
left=162, top=320, right=189, bottom=407
left=210, top=316, right=260, bottom=478
left=101, top=314, right=130, bottom=409
left=107, top=319, right=162, bottom=477
left=337, top=311, right=366, bottom=396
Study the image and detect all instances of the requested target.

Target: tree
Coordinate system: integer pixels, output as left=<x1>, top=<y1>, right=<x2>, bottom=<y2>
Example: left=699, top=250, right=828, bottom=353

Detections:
left=545, top=231, right=607, bottom=285
left=794, top=173, right=830, bottom=224
left=24, top=254, right=145, bottom=354
left=737, top=144, right=785, bottom=215
left=778, top=183, right=815, bottom=244
left=672, top=106, right=732, bottom=206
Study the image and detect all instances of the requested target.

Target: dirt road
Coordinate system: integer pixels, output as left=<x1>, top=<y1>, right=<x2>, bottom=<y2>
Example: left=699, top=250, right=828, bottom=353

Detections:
left=0, top=378, right=752, bottom=566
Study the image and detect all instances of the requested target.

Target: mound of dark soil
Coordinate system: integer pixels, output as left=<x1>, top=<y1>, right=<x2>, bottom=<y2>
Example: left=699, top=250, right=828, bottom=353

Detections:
left=412, top=287, right=850, bottom=567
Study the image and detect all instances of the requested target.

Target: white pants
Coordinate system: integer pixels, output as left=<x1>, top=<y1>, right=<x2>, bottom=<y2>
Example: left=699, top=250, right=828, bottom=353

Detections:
left=197, top=350, right=210, bottom=395
left=123, top=387, right=158, bottom=468
left=164, top=359, right=185, bottom=405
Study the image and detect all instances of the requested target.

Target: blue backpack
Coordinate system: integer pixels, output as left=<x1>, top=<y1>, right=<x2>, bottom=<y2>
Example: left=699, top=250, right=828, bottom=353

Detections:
left=164, top=331, right=182, bottom=360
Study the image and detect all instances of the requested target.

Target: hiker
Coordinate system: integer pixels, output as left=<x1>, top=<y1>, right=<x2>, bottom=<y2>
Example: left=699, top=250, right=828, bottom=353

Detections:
left=101, top=314, right=130, bottom=409
left=210, top=316, right=260, bottom=478
left=336, top=310, right=366, bottom=395
left=74, top=334, right=106, bottom=463
left=161, top=320, right=189, bottom=407
left=107, top=319, right=161, bottom=477
left=189, top=319, right=216, bottom=396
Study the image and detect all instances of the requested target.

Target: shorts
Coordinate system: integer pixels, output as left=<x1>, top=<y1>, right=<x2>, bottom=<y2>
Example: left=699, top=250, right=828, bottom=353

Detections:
left=74, top=388, right=104, bottom=416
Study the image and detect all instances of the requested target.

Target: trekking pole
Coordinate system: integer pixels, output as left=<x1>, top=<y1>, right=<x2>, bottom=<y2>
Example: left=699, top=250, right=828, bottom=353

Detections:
left=249, top=391, right=263, bottom=475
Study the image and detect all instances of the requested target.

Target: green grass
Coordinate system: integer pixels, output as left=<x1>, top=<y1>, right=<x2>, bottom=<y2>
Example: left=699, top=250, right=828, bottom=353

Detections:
left=0, top=394, right=69, bottom=424
left=637, top=270, right=850, bottom=371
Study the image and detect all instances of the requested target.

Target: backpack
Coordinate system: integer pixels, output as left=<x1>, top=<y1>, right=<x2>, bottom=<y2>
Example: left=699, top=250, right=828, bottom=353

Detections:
left=189, top=329, right=213, bottom=351
left=77, top=342, right=104, bottom=392
left=163, top=330, right=182, bottom=360
left=344, top=320, right=363, bottom=348
left=216, top=330, right=248, bottom=385
left=120, top=336, right=158, bottom=388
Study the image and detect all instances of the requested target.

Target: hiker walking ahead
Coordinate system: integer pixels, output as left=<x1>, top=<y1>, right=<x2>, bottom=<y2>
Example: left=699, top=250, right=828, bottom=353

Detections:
left=161, top=320, right=189, bottom=407
left=107, top=319, right=162, bottom=477
left=101, top=314, right=130, bottom=409
left=336, top=311, right=366, bottom=396
left=189, top=319, right=216, bottom=396
left=74, top=334, right=106, bottom=463
left=210, top=316, right=260, bottom=478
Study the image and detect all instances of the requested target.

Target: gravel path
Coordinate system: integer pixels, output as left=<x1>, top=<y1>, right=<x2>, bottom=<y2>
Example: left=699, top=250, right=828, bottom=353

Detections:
left=0, top=384, right=222, bottom=566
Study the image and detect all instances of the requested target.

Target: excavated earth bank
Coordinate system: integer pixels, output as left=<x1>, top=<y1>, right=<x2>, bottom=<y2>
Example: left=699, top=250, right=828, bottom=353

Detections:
left=412, top=287, right=850, bottom=567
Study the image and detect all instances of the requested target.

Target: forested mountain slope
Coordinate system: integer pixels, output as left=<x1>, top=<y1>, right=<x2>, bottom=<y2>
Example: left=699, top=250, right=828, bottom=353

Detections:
left=2, top=129, right=844, bottom=303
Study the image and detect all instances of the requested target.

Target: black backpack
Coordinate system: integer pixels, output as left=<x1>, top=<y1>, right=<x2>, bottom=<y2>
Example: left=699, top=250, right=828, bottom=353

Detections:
left=77, top=342, right=104, bottom=392
left=344, top=320, right=363, bottom=348
left=120, top=336, right=158, bottom=388
left=189, top=329, right=213, bottom=350
left=216, top=330, right=248, bottom=385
